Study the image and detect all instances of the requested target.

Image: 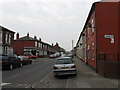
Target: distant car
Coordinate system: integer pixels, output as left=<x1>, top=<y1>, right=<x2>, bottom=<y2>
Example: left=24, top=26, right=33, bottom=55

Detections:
left=53, top=57, right=77, bottom=77
left=0, top=54, right=22, bottom=70
left=18, top=56, right=32, bottom=65
left=64, top=54, right=73, bottom=58
left=49, top=54, right=56, bottom=58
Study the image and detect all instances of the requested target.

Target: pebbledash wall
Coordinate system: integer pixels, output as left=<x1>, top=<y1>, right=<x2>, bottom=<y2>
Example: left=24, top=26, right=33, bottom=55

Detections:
left=76, top=1, right=120, bottom=78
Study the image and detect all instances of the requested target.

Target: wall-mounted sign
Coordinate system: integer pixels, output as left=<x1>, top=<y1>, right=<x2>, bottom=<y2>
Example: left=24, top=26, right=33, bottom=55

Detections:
left=104, top=35, right=114, bottom=43
left=104, top=35, right=114, bottom=38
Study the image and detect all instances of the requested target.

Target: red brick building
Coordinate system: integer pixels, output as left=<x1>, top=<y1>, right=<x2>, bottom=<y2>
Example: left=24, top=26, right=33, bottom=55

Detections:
left=13, top=33, right=57, bottom=57
left=53, top=43, right=65, bottom=55
left=76, top=1, right=120, bottom=78
left=0, top=26, right=15, bottom=55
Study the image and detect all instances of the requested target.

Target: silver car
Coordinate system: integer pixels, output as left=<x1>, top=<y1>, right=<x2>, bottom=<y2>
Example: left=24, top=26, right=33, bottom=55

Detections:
left=53, top=57, right=77, bottom=77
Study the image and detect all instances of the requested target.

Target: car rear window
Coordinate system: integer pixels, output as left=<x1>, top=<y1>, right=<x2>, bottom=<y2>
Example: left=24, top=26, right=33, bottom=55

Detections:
left=1, top=56, right=8, bottom=60
left=56, top=59, right=73, bottom=64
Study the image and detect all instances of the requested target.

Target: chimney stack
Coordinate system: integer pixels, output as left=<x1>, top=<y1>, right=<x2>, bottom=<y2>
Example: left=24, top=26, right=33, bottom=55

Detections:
left=16, top=33, right=19, bottom=39
left=34, top=35, right=37, bottom=39
left=56, top=42, right=58, bottom=46
left=39, top=38, right=41, bottom=41
left=27, top=32, right=29, bottom=37
left=52, top=43, right=54, bottom=46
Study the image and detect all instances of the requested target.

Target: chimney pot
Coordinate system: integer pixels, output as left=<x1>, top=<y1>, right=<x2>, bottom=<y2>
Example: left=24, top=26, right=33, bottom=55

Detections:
left=27, top=32, right=29, bottom=37
left=52, top=43, right=53, bottom=46
left=16, top=33, right=19, bottom=39
left=39, top=38, right=41, bottom=41
left=34, top=36, right=37, bottom=39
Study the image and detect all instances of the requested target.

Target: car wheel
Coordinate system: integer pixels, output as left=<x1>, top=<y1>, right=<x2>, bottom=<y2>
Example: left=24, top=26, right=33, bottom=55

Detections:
left=9, top=64, right=13, bottom=70
left=30, top=61, right=32, bottom=64
left=74, top=72, right=77, bottom=76
left=54, top=75, right=57, bottom=77
left=20, top=63, right=23, bottom=67
left=54, top=73, right=58, bottom=77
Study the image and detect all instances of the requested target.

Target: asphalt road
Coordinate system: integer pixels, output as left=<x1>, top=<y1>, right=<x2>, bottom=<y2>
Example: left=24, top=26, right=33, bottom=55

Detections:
left=1, top=57, right=119, bottom=89
left=2, top=58, right=56, bottom=88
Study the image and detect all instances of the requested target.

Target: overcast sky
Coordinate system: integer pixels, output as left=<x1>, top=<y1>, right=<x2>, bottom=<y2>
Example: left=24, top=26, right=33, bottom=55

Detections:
left=0, top=0, right=100, bottom=51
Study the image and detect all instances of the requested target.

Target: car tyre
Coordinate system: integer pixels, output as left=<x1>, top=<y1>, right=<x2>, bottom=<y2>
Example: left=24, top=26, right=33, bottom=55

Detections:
left=29, top=61, right=32, bottom=64
left=54, top=73, right=58, bottom=78
left=19, top=63, right=23, bottom=67
left=74, top=72, right=77, bottom=76
left=54, top=75, right=57, bottom=78
left=9, top=64, right=13, bottom=70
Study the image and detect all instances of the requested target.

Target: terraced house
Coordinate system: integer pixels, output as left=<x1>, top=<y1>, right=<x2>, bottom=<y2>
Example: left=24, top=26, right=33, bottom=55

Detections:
left=75, top=1, right=120, bottom=78
left=0, top=26, right=15, bottom=55
left=13, top=33, right=58, bottom=57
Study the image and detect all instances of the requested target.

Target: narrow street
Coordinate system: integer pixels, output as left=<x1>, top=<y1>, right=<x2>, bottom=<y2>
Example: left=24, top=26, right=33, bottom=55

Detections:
left=2, top=58, right=119, bottom=89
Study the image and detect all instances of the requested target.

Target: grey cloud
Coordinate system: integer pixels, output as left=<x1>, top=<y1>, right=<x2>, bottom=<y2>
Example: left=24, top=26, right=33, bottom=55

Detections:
left=0, top=0, right=100, bottom=50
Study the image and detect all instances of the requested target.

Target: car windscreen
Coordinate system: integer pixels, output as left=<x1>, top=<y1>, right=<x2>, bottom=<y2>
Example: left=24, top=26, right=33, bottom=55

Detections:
left=56, top=59, right=73, bottom=64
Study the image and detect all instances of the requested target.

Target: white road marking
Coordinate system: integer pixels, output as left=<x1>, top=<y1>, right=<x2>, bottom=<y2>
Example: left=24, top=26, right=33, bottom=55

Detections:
left=31, top=70, right=53, bottom=88
left=25, top=85, right=31, bottom=88
left=1, top=83, right=11, bottom=86
left=66, top=78, right=69, bottom=88
left=26, top=70, right=30, bottom=72
left=40, top=71, right=53, bottom=83
left=76, top=82, right=91, bottom=88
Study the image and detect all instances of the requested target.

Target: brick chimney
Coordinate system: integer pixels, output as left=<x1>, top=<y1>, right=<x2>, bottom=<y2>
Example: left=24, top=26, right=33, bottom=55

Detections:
left=56, top=42, right=59, bottom=46
left=34, top=35, right=37, bottom=39
left=39, top=38, right=41, bottom=41
left=27, top=32, right=29, bottom=37
left=52, top=43, right=53, bottom=46
left=16, top=33, right=19, bottom=39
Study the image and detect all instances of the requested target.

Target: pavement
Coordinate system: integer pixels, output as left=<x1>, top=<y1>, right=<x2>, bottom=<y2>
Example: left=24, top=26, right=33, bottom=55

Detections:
left=32, top=57, right=119, bottom=89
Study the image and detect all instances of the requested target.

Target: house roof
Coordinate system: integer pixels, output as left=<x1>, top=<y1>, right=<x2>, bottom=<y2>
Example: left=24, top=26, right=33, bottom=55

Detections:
left=0, top=25, right=15, bottom=33
left=15, top=36, right=38, bottom=41
left=76, top=2, right=96, bottom=46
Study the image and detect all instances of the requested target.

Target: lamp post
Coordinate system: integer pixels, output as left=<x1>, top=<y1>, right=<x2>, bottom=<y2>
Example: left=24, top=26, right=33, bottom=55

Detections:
left=72, top=40, right=74, bottom=50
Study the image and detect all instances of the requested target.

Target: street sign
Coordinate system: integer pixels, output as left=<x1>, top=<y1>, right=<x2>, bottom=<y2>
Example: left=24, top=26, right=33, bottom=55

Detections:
left=104, top=35, right=114, bottom=43
left=104, top=35, right=114, bottom=38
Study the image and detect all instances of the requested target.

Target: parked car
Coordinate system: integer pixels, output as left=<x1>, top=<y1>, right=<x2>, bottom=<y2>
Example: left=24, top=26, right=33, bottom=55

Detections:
left=49, top=54, right=56, bottom=58
left=53, top=57, right=77, bottom=77
left=64, top=54, right=73, bottom=58
left=18, top=56, right=32, bottom=65
left=0, top=54, right=22, bottom=70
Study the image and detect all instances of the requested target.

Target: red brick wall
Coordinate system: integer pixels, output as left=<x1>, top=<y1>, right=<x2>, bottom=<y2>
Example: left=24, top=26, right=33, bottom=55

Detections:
left=13, top=40, right=35, bottom=55
left=96, top=2, right=119, bottom=54
left=119, top=1, right=120, bottom=78
left=96, top=2, right=119, bottom=78
left=86, top=11, right=97, bottom=69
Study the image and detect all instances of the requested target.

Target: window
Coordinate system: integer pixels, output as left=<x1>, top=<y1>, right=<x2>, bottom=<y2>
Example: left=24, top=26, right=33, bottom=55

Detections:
left=9, top=34, right=11, bottom=43
left=0, top=46, right=3, bottom=55
left=92, top=19, right=95, bottom=33
left=87, top=27, right=90, bottom=37
left=0, top=32, right=2, bottom=43
left=6, top=34, right=8, bottom=43
left=87, top=45, right=90, bottom=59
left=35, top=41, right=37, bottom=47
left=5, top=34, right=11, bottom=43
left=91, top=42, right=94, bottom=60
left=38, top=43, right=40, bottom=47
